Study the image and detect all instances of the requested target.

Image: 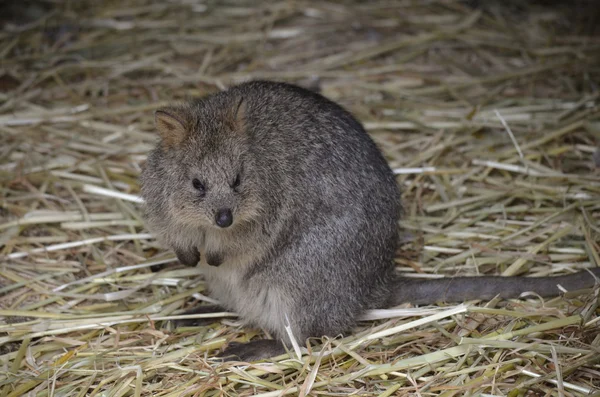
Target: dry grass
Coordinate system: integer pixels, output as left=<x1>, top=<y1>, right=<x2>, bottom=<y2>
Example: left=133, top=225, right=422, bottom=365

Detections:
left=1, top=0, right=600, bottom=396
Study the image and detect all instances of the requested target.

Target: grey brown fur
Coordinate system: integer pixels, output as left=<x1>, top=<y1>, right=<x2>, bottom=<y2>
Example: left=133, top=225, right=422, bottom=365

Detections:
left=140, top=81, right=599, bottom=361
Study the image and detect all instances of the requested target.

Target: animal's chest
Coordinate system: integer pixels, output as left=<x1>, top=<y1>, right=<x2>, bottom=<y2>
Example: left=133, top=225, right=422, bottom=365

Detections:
left=198, top=231, right=291, bottom=339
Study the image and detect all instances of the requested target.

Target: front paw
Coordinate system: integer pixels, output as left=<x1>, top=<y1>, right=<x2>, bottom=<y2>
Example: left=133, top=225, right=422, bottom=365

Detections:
left=218, top=340, right=285, bottom=362
left=174, top=247, right=200, bottom=266
left=206, top=252, right=223, bottom=267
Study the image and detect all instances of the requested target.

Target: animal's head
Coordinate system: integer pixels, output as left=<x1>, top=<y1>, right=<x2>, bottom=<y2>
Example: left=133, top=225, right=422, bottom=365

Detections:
left=140, top=94, right=263, bottom=232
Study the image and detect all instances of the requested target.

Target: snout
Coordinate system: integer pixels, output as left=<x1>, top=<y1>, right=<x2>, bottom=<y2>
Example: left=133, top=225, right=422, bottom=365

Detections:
left=215, top=208, right=233, bottom=228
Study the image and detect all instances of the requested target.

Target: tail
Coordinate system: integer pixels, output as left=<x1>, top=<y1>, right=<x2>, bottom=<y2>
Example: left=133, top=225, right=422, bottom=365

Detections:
left=389, top=268, right=600, bottom=306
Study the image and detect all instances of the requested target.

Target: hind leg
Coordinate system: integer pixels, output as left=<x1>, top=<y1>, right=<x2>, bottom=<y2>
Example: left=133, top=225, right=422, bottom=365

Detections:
left=219, top=340, right=286, bottom=362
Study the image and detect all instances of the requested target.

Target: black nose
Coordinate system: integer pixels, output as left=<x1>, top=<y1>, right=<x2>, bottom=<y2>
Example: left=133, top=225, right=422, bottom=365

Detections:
left=215, top=209, right=233, bottom=228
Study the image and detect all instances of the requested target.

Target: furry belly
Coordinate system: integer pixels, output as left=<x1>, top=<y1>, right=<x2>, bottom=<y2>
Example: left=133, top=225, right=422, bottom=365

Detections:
left=201, top=263, right=292, bottom=341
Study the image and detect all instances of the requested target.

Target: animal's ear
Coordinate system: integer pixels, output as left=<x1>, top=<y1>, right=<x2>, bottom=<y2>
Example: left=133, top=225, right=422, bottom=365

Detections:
left=231, top=97, right=246, bottom=132
left=155, top=108, right=188, bottom=148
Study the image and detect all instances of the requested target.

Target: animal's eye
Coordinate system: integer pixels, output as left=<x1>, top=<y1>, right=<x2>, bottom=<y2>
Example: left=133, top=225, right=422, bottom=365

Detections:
left=231, top=174, right=241, bottom=189
left=192, top=178, right=205, bottom=192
